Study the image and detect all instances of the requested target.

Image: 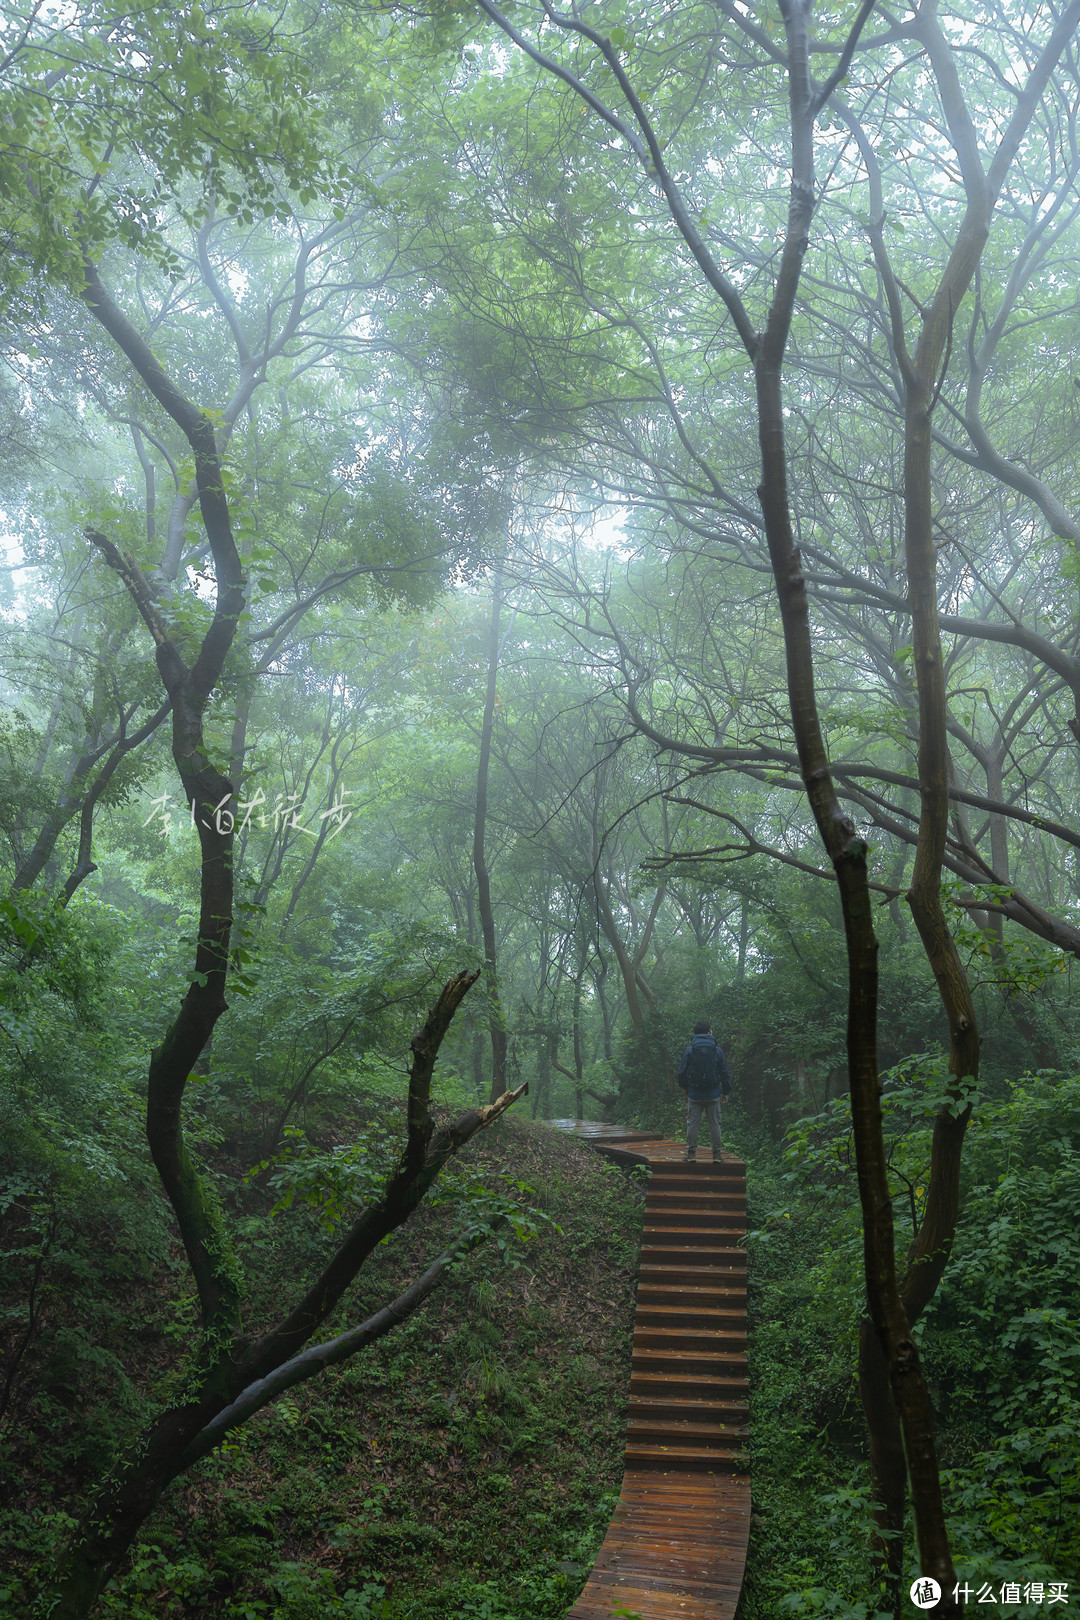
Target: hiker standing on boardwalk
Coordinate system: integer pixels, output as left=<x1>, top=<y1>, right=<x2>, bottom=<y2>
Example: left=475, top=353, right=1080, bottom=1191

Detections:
left=677, top=1020, right=731, bottom=1164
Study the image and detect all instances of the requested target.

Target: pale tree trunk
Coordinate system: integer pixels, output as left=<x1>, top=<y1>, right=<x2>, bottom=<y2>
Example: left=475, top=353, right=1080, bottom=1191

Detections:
left=11, top=701, right=169, bottom=900
left=595, top=955, right=616, bottom=1061
left=572, top=956, right=586, bottom=1116
left=591, top=861, right=648, bottom=1042
left=588, top=788, right=654, bottom=1049
left=473, top=556, right=508, bottom=1102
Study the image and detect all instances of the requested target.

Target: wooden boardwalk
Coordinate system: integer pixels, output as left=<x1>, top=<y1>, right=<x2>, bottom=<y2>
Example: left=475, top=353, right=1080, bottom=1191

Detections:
left=549, top=1122, right=750, bottom=1620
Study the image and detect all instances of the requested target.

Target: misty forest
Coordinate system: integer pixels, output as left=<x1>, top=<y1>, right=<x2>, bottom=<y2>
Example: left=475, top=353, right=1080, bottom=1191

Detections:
left=2, top=0, right=1080, bottom=1616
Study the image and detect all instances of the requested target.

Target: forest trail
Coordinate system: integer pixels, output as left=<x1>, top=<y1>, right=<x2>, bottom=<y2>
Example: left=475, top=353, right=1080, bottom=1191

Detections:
left=548, top=1123, right=750, bottom=1619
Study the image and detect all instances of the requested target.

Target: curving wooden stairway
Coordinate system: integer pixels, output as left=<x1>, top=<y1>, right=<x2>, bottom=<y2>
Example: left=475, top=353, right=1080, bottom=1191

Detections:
left=549, top=1122, right=750, bottom=1620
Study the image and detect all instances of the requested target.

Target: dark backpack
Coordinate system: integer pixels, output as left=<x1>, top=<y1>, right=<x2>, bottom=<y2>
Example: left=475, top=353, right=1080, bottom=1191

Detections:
left=682, top=1038, right=719, bottom=1091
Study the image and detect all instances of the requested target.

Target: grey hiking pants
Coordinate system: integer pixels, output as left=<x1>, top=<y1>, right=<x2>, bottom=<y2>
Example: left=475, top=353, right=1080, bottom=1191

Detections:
left=686, top=1096, right=723, bottom=1154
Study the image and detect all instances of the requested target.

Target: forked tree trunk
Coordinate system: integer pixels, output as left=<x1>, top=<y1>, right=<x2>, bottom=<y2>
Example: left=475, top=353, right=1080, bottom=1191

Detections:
left=49, top=266, right=531, bottom=1619
left=45, top=972, right=523, bottom=1618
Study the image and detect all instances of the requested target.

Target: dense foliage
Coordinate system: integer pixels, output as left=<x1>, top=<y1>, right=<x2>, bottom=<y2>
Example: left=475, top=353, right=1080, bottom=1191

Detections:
left=742, top=1073, right=1080, bottom=1617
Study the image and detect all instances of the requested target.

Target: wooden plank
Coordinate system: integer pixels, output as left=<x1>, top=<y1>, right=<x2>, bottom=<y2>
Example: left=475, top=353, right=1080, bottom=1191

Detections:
left=552, top=1126, right=751, bottom=1620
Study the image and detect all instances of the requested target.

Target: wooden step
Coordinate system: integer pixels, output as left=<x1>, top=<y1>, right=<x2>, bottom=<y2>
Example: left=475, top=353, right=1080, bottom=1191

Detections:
left=649, top=1185, right=746, bottom=1205
left=632, top=1349, right=748, bottom=1381
left=641, top=1221, right=739, bottom=1235
left=628, top=1394, right=750, bottom=1426
left=644, top=1205, right=742, bottom=1216
left=636, top=1304, right=745, bottom=1331
left=630, top=1368, right=749, bottom=1403
left=647, top=1218, right=748, bottom=1237
left=628, top=1425, right=748, bottom=1451
left=649, top=1198, right=744, bottom=1213
left=648, top=1187, right=744, bottom=1207
left=636, top=1298, right=747, bottom=1321
left=639, top=1263, right=745, bottom=1290
left=642, top=1234, right=746, bottom=1249
left=635, top=1326, right=748, bottom=1353
left=635, top=1316, right=746, bottom=1337
left=641, top=1236, right=746, bottom=1254
left=648, top=1199, right=743, bottom=1212
left=640, top=1245, right=747, bottom=1271
left=637, top=1286, right=746, bottom=1306
left=623, top=1442, right=743, bottom=1473
left=650, top=1166, right=745, bottom=1186
left=647, top=1205, right=748, bottom=1218
left=636, top=1280, right=746, bottom=1300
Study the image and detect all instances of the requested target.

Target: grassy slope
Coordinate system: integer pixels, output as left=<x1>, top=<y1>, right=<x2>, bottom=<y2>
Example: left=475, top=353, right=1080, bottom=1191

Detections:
left=1, top=1120, right=644, bottom=1620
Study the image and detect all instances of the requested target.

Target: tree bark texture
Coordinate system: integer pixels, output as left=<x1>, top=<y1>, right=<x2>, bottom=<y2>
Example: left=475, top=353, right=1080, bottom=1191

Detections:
left=81, top=259, right=247, bottom=1341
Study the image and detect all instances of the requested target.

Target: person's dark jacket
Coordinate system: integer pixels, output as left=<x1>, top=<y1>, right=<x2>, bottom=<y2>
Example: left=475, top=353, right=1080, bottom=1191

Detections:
left=677, top=1034, right=731, bottom=1101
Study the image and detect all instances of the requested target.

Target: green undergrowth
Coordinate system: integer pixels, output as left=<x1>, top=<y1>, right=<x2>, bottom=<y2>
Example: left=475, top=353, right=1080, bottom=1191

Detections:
left=737, top=1071, right=1080, bottom=1619
left=0, top=1118, right=644, bottom=1618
